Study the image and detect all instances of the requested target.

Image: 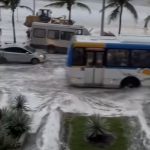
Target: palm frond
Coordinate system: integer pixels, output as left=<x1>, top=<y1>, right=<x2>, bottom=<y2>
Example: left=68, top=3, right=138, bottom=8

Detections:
left=144, top=15, right=150, bottom=28
left=124, top=2, right=138, bottom=20
left=11, top=95, right=29, bottom=111
left=0, top=0, right=20, bottom=9
left=45, top=2, right=65, bottom=8
left=108, top=7, right=120, bottom=24
left=100, top=2, right=116, bottom=13
left=0, top=0, right=10, bottom=6
left=86, top=114, right=110, bottom=138
left=19, top=5, right=34, bottom=14
left=0, top=5, right=10, bottom=9
left=0, top=108, right=11, bottom=120
left=0, top=124, right=20, bottom=149
left=7, top=111, right=31, bottom=138
left=0, top=133, right=19, bottom=150
left=76, top=2, right=91, bottom=14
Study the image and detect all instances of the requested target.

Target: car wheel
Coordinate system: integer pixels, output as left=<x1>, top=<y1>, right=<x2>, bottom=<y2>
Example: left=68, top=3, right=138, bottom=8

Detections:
left=31, top=58, right=40, bottom=64
left=0, top=57, right=7, bottom=64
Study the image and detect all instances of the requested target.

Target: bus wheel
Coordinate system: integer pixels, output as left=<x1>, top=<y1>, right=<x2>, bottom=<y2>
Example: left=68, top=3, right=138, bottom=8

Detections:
left=120, top=77, right=141, bottom=88
left=47, top=46, right=55, bottom=54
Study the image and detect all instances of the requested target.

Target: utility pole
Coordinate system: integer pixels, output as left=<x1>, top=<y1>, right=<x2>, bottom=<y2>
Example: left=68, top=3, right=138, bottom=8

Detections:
left=33, top=0, right=36, bottom=15
left=0, top=8, right=1, bottom=21
left=100, top=0, right=105, bottom=36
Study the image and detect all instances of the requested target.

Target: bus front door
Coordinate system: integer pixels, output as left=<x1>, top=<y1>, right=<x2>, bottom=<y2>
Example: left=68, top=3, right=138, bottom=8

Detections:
left=85, top=51, right=104, bottom=85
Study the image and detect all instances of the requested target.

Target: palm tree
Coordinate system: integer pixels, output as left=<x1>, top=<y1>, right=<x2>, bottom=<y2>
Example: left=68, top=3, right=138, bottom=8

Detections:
left=144, top=16, right=150, bottom=28
left=85, top=114, right=114, bottom=144
left=86, top=114, right=109, bottom=139
left=45, top=0, right=91, bottom=23
left=101, top=0, right=138, bottom=34
left=11, top=95, right=29, bottom=111
left=0, top=0, right=21, bottom=43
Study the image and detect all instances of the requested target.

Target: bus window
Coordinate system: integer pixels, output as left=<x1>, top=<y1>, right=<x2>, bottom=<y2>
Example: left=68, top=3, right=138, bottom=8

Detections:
left=61, top=31, right=74, bottom=40
left=95, top=52, right=104, bottom=67
left=33, top=28, right=46, bottom=38
left=86, top=52, right=94, bottom=67
left=107, top=49, right=129, bottom=67
left=131, top=50, right=150, bottom=67
left=48, top=30, right=59, bottom=39
left=73, top=48, right=85, bottom=66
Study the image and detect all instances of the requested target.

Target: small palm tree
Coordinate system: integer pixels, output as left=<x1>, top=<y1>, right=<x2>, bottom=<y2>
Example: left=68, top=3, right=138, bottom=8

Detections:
left=86, top=114, right=115, bottom=145
left=86, top=114, right=109, bottom=139
left=0, top=108, right=19, bottom=149
left=7, top=110, right=31, bottom=138
left=101, top=0, right=138, bottom=34
left=0, top=97, right=31, bottom=148
left=45, top=0, right=91, bottom=23
left=144, top=15, right=150, bottom=28
left=0, top=0, right=21, bottom=43
left=11, top=95, right=29, bottom=111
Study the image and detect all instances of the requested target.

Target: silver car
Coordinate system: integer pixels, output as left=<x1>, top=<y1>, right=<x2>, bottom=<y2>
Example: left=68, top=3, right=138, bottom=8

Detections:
left=0, top=44, right=46, bottom=64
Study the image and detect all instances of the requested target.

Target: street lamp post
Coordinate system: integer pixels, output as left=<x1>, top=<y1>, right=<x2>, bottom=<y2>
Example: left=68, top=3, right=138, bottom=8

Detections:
left=100, top=0, right=105, bottom=36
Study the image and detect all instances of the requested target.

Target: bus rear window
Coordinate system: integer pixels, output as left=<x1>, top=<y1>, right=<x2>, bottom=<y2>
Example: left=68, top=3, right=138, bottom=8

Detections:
left=73, top=48, right=85, bottom=66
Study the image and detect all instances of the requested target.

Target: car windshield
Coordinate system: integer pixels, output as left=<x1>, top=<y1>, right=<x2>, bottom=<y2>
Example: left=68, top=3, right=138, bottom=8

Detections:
left=25, top=45, right=36, bottom=53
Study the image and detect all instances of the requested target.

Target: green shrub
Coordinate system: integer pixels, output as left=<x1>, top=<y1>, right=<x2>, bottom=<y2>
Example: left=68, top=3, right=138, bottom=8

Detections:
left=7, top=110, right=31, bottom=138
left=0, top=128, right=19, bottom=150
left=11, top=95, right=29, bottom=111
left=0, top=95, right=31, bottom=149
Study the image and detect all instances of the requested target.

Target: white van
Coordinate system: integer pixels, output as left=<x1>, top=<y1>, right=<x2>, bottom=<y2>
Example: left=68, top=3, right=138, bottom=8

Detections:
left=30, top=22, right=90, bottom=53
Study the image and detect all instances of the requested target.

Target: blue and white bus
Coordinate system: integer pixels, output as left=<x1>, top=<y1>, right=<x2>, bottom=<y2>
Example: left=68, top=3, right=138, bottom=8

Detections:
left=66, top=35, right=150, bottom=88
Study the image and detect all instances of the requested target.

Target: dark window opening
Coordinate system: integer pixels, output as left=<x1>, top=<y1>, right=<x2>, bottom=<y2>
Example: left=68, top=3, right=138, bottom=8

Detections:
left=33, top=28, right=46, bottom=38
left=75, top=29, right=82, bottom=35
left=73, top=48, right=85, bottom=66
left=48, top=30, right=59, bottom=39
left=61, top=31, right=74, bottom=41
left=131, top=50, right=150, bottom=67
left=4, top=47, right=27, bottom=53
left=107, top=49, right=129, bottom=67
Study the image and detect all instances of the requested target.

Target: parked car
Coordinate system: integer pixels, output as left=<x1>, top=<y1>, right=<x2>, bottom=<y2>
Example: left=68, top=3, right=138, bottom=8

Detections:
left=0, top=44, right=46, bottom=64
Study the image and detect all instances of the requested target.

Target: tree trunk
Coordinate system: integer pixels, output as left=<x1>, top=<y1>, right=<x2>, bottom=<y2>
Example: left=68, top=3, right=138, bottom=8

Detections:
left=12, top=10, right=16, bottom=43
left=68, top=5, right=72, bottom=22
left=100, top=0, right=105, bottom=35
left=118, top=6, right=123, bottom=35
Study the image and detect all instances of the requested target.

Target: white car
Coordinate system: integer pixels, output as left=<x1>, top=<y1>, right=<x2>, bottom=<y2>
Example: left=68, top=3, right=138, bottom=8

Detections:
left=0, top=44, right=46, bottom=64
